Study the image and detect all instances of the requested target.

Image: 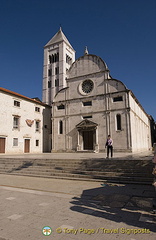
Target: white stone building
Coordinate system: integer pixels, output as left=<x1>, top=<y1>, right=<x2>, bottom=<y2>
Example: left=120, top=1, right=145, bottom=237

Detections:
left=42, top=28, right=151, bottom=153
left=0, top=87, right=51, bottom=154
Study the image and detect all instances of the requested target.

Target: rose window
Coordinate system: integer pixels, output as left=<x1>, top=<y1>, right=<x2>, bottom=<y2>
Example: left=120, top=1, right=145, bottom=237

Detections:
left=81, top=80, right=94, bottom=93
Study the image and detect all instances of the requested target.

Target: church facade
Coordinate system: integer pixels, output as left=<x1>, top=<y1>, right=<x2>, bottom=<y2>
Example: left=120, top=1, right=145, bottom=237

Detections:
left=42, top=28, right=151, bottom=153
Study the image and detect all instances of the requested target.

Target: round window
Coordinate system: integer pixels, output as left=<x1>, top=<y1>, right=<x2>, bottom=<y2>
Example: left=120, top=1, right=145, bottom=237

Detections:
left=81, top=80, right=94, bottom=94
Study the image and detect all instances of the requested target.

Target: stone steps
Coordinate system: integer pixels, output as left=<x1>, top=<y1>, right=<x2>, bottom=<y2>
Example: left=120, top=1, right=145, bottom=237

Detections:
left=0, top=157, right=154, bottom=184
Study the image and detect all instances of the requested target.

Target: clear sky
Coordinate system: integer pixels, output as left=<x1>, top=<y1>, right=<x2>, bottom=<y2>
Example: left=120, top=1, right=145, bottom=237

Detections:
left=0, top=0, right=156, bottom=119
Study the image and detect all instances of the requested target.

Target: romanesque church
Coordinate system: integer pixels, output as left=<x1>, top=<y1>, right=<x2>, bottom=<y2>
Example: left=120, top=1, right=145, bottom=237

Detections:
left=42, top=28, right=151, bottom=153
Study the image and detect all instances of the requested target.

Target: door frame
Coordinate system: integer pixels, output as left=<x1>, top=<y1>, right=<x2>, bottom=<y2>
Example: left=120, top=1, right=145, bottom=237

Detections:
left=82, top=130, right=94, bottom=150
left=24, top=139, right=30, bottom=153
left=0, top=137, right=6, bottom=153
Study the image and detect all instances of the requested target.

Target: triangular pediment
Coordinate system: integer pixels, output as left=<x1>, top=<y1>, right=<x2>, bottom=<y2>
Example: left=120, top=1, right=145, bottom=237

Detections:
left=76, top=119, right=98, bottom=129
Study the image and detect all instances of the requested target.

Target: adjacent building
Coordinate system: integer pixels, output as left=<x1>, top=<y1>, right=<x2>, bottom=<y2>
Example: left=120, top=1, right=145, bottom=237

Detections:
left=0, top=87, right=51, bottom=154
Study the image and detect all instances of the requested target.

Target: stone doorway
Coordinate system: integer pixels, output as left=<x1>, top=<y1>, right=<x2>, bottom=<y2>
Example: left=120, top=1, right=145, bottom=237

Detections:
left=76, top=119, right=99, bottom=152
left=83, top=130, right=94, bottom=150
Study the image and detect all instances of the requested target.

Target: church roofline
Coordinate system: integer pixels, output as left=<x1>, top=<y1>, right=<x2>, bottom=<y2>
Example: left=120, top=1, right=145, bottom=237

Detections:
left=72, top=54, right=109, bottom=70
left=110, top=78, right=128, bottom=90
left=128, top=89, right=149, bottom=118
left=53, top=87, right=69, bottom=99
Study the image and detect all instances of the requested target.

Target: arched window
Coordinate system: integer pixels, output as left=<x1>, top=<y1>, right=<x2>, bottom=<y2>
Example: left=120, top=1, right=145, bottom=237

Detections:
left=56, top=53, right=59, bottom=62
left=52, top=54, right=54, bottom=63
left=49, top=55, right=52, bottom=64
left=54, top=53, right=57, bottom=62
left=116, top=114, right=121, bottom=131
left=59, top=120, right=63, bottom=134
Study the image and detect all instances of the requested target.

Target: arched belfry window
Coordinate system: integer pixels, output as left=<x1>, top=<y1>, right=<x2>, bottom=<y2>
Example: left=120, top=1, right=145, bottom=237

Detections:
left=59, top=120, right=63, bottom=134
left=49, top=55, right=52, bottom=64
left=116, top=114, right=122, bottom=131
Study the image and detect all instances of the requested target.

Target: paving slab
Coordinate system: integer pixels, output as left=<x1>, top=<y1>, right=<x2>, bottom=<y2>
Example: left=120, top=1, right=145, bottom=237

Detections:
left=0, top=174, right=156, bottom=240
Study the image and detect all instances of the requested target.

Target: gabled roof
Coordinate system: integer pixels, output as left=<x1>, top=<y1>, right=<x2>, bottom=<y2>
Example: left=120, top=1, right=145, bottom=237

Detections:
left=0, top=87, right=51, bottom=107
left=44, top=27, right=75, bottom=50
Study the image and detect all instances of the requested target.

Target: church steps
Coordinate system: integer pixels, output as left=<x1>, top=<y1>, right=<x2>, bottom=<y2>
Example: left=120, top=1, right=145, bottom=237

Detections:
left=4, top=165, right=151, bottom=175
left=0, top=157, right=153, bottom=184
left=1, top=171, right=152, bottom=185
left=0, top=164, right=152, bottom=173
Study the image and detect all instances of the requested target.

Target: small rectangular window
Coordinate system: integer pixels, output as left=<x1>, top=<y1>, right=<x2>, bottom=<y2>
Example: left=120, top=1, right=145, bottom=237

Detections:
left=57, top=104, right=65, bottom=110
left=35, top=107, right=40, bottom=112
left=14, top=100, right=20, bottom=107
left=83, top=101, right=92, bottom=106
left=36, top=140, right=39, bottom=146
left=113, top=96, right=123, bottom=102
left=13, top=138, right=18, bottom=146
left=83, top=116, right=92, bottom=119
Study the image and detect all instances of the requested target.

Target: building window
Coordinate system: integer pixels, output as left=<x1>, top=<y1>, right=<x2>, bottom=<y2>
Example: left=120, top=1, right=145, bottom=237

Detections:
left=55, top=79, right=59, bottom=87
left=56, top=53, right=59, bottom=62
left=82, top=80, right=94, bottom=94
left=113, top=96, right=123, bottom=102
left=13, top=116, right=20, bottom=129
left=48, top=69, right=52, bottom=76
left=83, top=116, right=92, bottom=119
left=14, top=100, right=20, bottom=107
left=116, top=114, right=122, bottom=131
left=57, top=104, right=65, bottom=110
left=36, top=140, right=39, bottom=146
left=35, top=121, right=40, bottom=132
left=35, top=107, right=40, bottom=112
left=66, top=54, right=72, bottom=64
left=49, top=55, right=52, bottom=64
left=83, top=101, right=92, bottom=106
left=59, top=120, right=63, bottom=134
left=55, top=67, right=59, bottom=75
left=48, top=80, right=51, bottom=88
left=13, top=138, right=18, bottom=146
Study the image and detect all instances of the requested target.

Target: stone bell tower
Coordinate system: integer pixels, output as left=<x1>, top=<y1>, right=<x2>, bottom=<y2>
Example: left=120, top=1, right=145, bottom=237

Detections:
left=42, top=28, right=75, bottom=105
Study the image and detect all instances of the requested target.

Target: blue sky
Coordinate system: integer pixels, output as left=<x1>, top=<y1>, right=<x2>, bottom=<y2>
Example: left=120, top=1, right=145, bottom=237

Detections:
left=0, top=0, right=156, bottom=119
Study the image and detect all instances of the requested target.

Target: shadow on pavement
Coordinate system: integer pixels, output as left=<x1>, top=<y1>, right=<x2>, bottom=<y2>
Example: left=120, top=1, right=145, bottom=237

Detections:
left=70, top=183, right=156, bottom=232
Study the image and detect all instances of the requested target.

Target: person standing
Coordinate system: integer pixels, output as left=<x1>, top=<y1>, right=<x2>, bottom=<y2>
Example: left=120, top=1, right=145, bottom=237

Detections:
left=105, top=135, right=113, bottom=158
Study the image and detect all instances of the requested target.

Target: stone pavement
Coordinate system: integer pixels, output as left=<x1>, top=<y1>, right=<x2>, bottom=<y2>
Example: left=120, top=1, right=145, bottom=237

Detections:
left=0, top=174, right=156, bottom=240
left=0, top=150, right=153, bottom=160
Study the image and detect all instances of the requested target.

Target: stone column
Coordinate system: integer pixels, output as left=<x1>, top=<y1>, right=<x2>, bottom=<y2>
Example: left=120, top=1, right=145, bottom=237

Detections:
left=77, top=130, right=81, bottom=151
left=94, top=127, right=99, bottom=153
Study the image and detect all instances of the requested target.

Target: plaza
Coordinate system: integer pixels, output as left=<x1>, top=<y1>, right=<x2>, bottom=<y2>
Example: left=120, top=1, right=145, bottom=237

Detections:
left=0, top=151, right=155, bottom=240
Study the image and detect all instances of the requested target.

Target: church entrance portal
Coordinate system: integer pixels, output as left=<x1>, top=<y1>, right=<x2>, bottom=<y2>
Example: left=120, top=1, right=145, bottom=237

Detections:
left=83, top=131, right=94, bottom=150
left=76, top=119, right=99, bottom=152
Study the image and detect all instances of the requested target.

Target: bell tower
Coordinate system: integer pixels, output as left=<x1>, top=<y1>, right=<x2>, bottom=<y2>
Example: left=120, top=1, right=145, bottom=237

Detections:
left=42, top=28, right=75, bottom=105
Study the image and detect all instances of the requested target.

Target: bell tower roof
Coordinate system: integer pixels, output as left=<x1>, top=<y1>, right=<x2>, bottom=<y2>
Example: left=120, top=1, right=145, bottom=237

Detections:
left=44, top=28, right=75, bottom=50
